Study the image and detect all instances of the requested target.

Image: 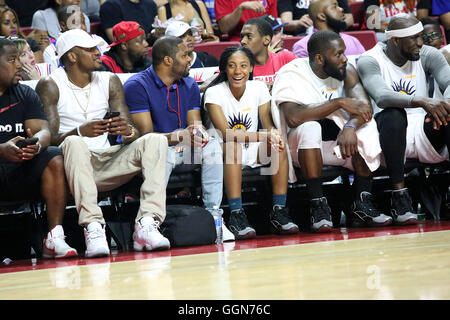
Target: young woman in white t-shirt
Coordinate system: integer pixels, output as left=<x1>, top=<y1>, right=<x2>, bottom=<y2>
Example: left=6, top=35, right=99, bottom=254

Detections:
left=203, top=46, right=299, bottom=240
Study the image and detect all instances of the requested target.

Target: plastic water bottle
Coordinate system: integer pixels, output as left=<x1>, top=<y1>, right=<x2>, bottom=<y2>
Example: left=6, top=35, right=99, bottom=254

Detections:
left=190, top=18, right=202, bottom=43
left=212, top=206, right=223, bottom=244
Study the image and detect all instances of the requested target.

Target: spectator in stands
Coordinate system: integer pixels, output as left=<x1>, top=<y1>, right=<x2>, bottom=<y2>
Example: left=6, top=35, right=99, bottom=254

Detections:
left=417, top=0, right=450, bottom=46
left=11, top=37, right=53, bottom=81
left=292, top=0, right=365, bottom=58
left=260, top=15, right=289, bottom=54
left=277, top=0, right=354, bottom=36
left=100, top=0, right=158, bottom=43
left=0, top=7, right=44, bottom=63
left=5, top=0, right=48, bottom=27
left=357, top=15, right=450, bottom=225
left=203, top=46, right=299, bottom=239
left=81, top=0, right=106, bottom=22
left=0, top=37, right=77, bottom=259
left=31, top=0, right=91, bottom=40
left=44, top=5, right=109, bottom=69
left=240, top=17, right=297, bottom=89
left=273, top=30, right=392, bottom=231
left=100, top=21, right=151, bottom=73
left=123, top=36, right=234, bottom=241
left=165, top=20, right=219, bottom=68
left=215, top=0, right=279, bottom=41
left=35, top=29, right=170, bottom=257
left=158, top=0, right=218, bottom=42
left=420, top=17, right=444, bottom=49
left=364, top=0, right=417, bottom=42
left=201, top=0, right=216, bottom=24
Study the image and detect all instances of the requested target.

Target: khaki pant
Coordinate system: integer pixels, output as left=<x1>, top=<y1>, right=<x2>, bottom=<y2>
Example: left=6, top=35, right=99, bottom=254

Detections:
left=61, top=134, right=168, bottom=226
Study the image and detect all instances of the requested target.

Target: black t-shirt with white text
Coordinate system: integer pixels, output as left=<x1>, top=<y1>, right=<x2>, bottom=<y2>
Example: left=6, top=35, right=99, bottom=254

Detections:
left=0, top=84, right=46, bottom=146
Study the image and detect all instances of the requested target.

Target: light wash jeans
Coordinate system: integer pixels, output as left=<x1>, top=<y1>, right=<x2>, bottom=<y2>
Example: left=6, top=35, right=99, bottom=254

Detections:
left=165, top=137, right=223, bottom=209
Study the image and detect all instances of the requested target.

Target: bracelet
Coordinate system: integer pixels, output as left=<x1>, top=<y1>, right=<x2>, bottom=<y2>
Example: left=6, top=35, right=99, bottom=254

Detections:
left=124, top=125, right=135, bottom=138
left=76, top=125, right=83, bottom=137
left=343, top=124, right=357, bottom=131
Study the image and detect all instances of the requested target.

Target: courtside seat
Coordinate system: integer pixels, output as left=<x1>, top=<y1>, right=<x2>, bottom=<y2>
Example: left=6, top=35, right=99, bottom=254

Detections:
left=193, top=41, right=241, bottom=59
left=90, top=22, right=101, bottom=36
left=19, top=26, right=32, bottom=36
left=283, top=36, right=304, bottom=52
left=342, top=30, right=377, bottom=50
left=348, top=1, right=365, bottom=31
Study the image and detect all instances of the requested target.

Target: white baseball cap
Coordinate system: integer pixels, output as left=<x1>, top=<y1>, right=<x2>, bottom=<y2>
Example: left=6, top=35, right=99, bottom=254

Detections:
left=56, top=29, right=102, bottom=59
left=165, top=21, right=197, bottom=37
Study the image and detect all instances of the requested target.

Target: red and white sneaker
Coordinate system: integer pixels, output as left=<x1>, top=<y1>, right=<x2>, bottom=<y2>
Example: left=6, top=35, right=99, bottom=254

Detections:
left=43, top=225, right=78, bottom=259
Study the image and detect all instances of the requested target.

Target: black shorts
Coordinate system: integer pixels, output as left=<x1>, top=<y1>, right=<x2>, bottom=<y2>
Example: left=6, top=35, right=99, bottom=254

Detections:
left=0, top=146, right=62, bottom=201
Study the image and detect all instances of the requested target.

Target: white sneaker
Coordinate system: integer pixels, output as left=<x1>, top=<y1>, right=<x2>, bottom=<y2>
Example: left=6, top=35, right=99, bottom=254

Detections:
left=43, top=225, right=78, bottom=259
left=133, top=216, right=170, bottom=251
left=84, top=222, right=110, bottom=258
left=222, top=221, right=235, bottom=242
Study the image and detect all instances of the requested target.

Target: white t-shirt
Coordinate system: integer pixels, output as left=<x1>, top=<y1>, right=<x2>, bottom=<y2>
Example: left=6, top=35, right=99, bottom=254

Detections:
left=363, top=43, right=428, bottom=116
left=204, top=80, right=271, bottom=136
left=204, top=80, right=271, bottom=167
left=31, top=8, right=91, bottom=40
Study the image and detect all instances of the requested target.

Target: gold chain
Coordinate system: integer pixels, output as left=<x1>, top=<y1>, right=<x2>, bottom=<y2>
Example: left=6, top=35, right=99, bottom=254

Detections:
left=66, top=74, right=92, bottom=119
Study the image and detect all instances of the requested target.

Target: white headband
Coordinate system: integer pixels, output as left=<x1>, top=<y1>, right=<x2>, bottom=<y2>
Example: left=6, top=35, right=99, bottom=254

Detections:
left=385, top=22, right=424, bottom=39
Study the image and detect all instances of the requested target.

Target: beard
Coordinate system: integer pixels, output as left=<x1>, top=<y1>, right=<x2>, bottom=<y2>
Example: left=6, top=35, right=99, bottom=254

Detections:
left=325, top=13, right=348, bottom=33
left=323, top=58, right=347, bottom=81
left=400, top=47, right=421, bottom=61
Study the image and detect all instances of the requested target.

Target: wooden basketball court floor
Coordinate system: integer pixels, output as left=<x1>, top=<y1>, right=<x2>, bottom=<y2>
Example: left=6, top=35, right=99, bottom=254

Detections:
left=1, top=220, right=450, bottom=300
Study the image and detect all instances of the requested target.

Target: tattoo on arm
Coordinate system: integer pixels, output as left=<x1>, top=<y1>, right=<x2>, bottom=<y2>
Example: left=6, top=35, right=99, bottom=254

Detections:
left=108, top=74, right=141, bottom=139
left=35, top=77, right=67, bottom=146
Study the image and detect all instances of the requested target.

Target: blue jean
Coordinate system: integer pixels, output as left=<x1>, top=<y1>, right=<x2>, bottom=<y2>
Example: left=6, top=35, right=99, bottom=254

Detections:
left=165, top=137, right=223, bottom=209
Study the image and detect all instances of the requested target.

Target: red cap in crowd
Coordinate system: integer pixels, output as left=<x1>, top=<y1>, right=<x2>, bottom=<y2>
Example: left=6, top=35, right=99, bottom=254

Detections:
left=108, top=21, right=145, bottom=48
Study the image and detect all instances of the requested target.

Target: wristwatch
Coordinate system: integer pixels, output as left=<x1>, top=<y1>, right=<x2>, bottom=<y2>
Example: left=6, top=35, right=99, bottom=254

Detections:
left=124, top=125, right=135, bottom=138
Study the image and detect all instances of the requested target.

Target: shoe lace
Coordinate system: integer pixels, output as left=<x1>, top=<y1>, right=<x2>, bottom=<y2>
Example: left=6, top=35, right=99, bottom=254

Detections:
left=272, top=206, right=291, bottom=225
left=393, top=192, right=413, bottom=215
left=231, top=209, right=250, bottom=229
left=312, top=199, right=331, bottom=222
left=141, top=218, right=161, bottom=235
left=86, top=228, right=105, bottom=242
left=359, top=194, right=382, bottom=217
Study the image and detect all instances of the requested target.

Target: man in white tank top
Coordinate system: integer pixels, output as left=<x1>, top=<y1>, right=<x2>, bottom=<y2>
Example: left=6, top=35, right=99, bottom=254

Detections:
left=36, top=29, right=170, bottom=258
left=272, top=30, right=393, bottom=232
left=357, top=14, right=450, bottom=225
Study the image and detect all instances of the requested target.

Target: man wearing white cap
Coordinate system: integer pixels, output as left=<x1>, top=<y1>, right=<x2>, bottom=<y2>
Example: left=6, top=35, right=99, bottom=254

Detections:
left=357, top=14, right=450, bottom=225
left=35, top=29, right=170, bottom=258
left=165, top=20, right=219, bottom=68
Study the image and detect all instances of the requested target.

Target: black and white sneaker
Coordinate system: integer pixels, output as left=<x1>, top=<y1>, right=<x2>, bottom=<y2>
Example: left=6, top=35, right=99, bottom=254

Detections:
left=391, top=189, right=419, bottom=225
left=310, top=197, right=333, bottom=233
left=269, top=206, right=299, bottom=235
left=228, top=208, right=256, bottom=240
left=351, top=192, right=393, bottom=227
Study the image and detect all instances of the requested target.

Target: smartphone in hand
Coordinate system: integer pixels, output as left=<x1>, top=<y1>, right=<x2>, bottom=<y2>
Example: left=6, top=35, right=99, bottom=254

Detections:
left=103, top=111, right=120, bottom=120
left=16, top=137, right=39, bottom=149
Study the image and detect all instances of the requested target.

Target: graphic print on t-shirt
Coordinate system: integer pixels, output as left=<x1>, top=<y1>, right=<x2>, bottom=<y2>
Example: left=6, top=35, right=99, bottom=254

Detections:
left=228, top=113, right=252, bottom=131
left=391, top=78, right=416, bottom=95
left=321, top=87, right=338, bottom=101
left=228, top=112, right=252, bottom=148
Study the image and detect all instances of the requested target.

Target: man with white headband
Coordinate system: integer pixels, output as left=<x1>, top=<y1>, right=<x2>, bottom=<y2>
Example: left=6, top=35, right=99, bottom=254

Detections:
left=357, top=14, right=450, bottom=225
